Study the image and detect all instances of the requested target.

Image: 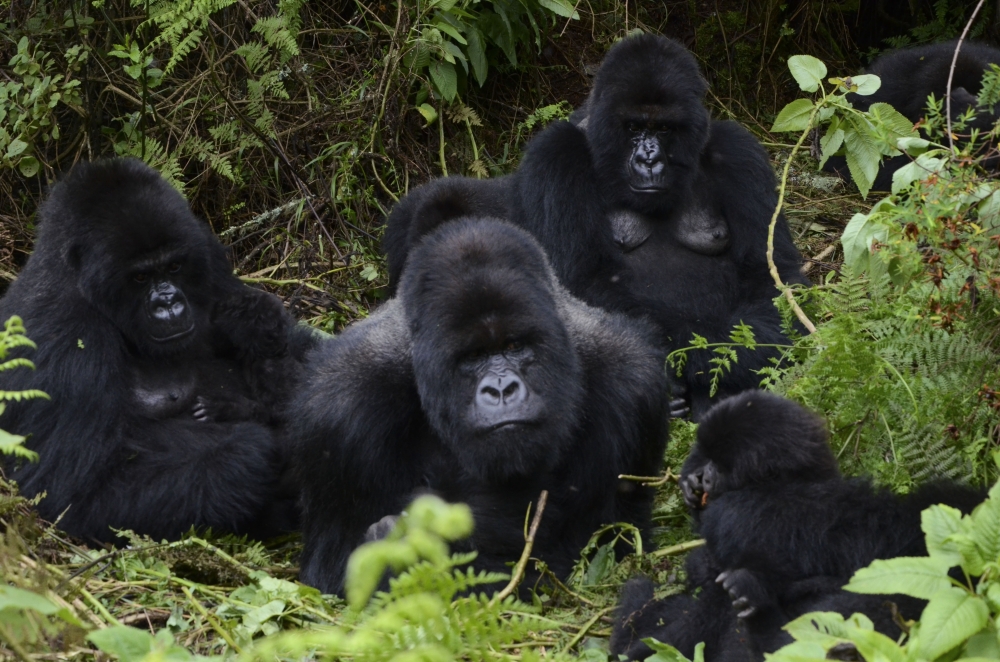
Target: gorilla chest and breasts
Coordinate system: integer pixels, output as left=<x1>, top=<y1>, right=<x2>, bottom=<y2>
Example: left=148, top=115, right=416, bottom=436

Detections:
left=0, top=158, right=313, bottom=543
left=292, top=218, right=670, bottom=595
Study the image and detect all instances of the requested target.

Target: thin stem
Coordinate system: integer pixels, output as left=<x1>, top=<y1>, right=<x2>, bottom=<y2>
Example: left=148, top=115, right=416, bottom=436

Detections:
left=649, top=539, right=706, bottom=559
left=946, top=0, right=987, bottom=149
left=438, top=107, right=448, bottom=176
left=492, top=490, right=548, bottom=603
left=768, top=107, right=820, bottom=333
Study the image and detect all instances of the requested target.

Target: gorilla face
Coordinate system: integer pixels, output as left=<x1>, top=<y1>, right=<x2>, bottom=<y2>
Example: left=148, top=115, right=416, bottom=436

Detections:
left=680, top=391, right=839, bottom=510
left=401, top=219, right=585, bottom=484
left=50, top=161, right=216, bottom=357
left=587, top=35, right=710, bottom=215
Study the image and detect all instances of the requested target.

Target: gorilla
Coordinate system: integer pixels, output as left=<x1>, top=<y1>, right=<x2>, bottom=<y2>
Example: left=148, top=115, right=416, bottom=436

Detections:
left=384, top=35, right=807, bottom=420
left=0, top=158, right=314, bottom=543
left=292, top=217, right=670, bottom=595
left=611, top=391, right=986, bottom=661
left=827, top=40, right=1000, bottom=191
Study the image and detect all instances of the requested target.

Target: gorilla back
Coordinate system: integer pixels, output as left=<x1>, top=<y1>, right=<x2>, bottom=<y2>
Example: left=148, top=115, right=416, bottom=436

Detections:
left=293, top=218, right=670, bottom=594
left=0, top=159, right=310, bottom=542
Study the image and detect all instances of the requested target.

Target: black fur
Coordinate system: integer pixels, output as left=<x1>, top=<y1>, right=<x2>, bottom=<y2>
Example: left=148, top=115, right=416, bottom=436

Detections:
left=293, top=218, right=670, bottom=595
left=384, top=35, right=807, bottom=420
left=0, top=158, right=313, bottom=543
left=827, top=40, right=1000, bottom=191
left=612, top=391, right=986, bottom=661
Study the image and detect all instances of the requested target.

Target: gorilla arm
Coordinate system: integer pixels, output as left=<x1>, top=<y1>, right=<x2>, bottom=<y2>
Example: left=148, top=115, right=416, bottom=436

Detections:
left=511, top=121, right=639, bottom=312
left=292, top=299, right=427, bottom=594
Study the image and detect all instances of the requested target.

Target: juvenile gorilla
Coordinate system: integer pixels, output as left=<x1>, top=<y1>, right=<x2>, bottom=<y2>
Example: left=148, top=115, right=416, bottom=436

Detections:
left=612, top=391, right=985, bottom=661
left=0, top=158, right=313, bottom=543
left=384, top=35, right=807, bottom=420
left=293, top=218, right=670, bottom=594
left=828, top=40, right=1000, bottom=190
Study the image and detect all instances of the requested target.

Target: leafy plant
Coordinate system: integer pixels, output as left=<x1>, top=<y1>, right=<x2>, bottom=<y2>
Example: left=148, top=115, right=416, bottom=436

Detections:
left=768, top=457, right=1000, bottom=662
left=0, top=315, right=48, bottom=461
left=0, top=36, right=86, bottom=177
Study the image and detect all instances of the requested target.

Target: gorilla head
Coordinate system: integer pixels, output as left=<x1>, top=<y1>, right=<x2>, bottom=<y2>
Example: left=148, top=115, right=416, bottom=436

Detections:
left=586, top=34, right=711, bottom=216
left=36, top=159, right=222, bottom=357
left=398, top=219, right=585, bottom=483
left=680, top=391, right=838, bottom=509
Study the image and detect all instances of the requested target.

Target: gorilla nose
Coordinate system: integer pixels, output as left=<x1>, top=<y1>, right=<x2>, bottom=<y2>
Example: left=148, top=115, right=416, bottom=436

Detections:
left=478, top=373, right=526, bottom=408
left=152, top=301, right=186, bottom=321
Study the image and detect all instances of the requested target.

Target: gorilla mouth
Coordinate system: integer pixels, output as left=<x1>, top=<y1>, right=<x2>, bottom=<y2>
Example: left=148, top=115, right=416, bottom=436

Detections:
left=629, top=183, right=669, bottom=193
left=150, top=324, right=196, bottom=342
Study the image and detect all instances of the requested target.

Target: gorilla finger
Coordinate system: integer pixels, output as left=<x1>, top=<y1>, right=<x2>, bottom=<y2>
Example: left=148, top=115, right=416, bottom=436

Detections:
left=732, top=596, right=750, bottom=610
left=669, top=398, right=690, bottom=419
left=715, top=571, right=729, bottom=585
left=737, top=606, right=757, bottom=619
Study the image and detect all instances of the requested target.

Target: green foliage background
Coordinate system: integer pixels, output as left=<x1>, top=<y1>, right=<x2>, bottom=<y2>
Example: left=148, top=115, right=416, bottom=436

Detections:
left=2, top=1, right=1000, bottom=661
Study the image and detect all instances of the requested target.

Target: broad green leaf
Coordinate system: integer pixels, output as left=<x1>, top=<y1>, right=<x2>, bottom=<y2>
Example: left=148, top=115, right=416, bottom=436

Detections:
left=969, top=489, right=1000, bottom=564
left=891, top=153, right=946, bottom=194
left=852, top=74, right=881, bottom=95
left=0, top=586, right=60, bottom=614
left=963, top=630, right=1000, bottom=659
left=766, top=639, right=830, bottom=662
left=416, top=103, right=438, bottom=126
left=845, top=556, right=952, bottom=599
left=466, top=28, right=487, bottom=87
left=433, top=19, right=467, bottom=44
left=539, top=0, right=579, bottom=19
left=841, top=211, right=885, bottom=275
left=849, top=627, right=908, bottom=662
left=946, top=532, right=985, bottom=575
left=896, top=136, right=929, bottom=152
left=772, top=98, right=815, bottom=133
left=819, top=127, right=844, bottom=168
left=583, top=542, right=615, bottom=585
left=644, top=637, right=695, bottom=662
left=6, top=138, right=28, bottom=158
left=18, top=155, right=39, bottom=178
left=788, top=55, right=827, bottom=92
left=922, top=504, right=965, bottom=565
left=844, top=126, right=880, bottom=198
left=918, top=588, right=989, bottom=660
left=429, top=0, right=458, bottom=10
left=429, top=60, right=457, bottom=101
left=784, top=611, right=874, bottom=641
left=88, top=626, right=156, bottom=662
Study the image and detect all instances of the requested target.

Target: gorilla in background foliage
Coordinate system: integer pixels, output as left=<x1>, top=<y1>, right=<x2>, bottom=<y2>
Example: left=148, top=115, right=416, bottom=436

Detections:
left=612, top=391, right=986, bottom=661
left=827, top=40, right=1000, bottom=191
left=293, top=217, right=670, bottom=595
left=0, top=158, right=315, bottom=543
left=384, top=35, right=807, bottom=420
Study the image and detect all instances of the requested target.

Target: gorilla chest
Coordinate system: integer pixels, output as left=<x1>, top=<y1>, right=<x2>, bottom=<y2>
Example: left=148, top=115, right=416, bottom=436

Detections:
left=623, top=228, right=740, bottom=312
left=130, top=358, right=248, bottom=419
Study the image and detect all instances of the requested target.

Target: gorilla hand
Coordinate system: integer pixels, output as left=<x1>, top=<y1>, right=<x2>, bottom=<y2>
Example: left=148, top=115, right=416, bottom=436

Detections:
left=364, top=515, right=400, bottom=542
left=716, top=568, right=772, bottom=619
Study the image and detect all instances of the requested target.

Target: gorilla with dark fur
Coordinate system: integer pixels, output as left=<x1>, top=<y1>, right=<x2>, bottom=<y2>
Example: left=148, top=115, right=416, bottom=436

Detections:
left=0, top=158, right=314, bottom=543
left=293, top=218, right=670, bottom=595
left=384, top=36, right=807, bottom=420
left=611, top=391, right=985, bottom=661
left=828, top=40, right=1000, bottom=191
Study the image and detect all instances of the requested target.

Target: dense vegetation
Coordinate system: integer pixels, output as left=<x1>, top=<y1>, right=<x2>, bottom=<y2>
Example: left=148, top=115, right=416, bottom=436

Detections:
left=3, top=1, right=1000, bottom=660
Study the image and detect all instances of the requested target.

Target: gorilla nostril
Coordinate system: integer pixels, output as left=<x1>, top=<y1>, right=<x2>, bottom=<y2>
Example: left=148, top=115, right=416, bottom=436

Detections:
left=479, top=385, right=501, bottom=406
left=502, top=380, right=522, bottom=402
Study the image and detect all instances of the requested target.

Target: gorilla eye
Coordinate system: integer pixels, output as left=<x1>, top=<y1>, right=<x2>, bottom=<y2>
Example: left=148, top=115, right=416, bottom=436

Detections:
left=505, top=340, right=524, bottom=352
left=168, top=262, right=181, bottom=273
left=134, top=273, right=148, bottom=283
left=626, top=121, right=642, bottom=133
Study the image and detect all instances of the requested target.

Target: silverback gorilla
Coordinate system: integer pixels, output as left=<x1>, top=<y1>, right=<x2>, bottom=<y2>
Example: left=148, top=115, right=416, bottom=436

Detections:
left=384, top=35, right=807, bottom=420
left=611, top=391, right=985, bottom=661
left=293, top=218, right=670, bottom=595
left=0, top=159, right=314, bottom=542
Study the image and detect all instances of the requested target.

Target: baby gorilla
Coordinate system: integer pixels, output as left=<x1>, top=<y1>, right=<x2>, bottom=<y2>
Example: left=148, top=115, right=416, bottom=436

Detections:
left=612, top=391, right=985, bottom=661
left=292, top=218, right=670, bottom=595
